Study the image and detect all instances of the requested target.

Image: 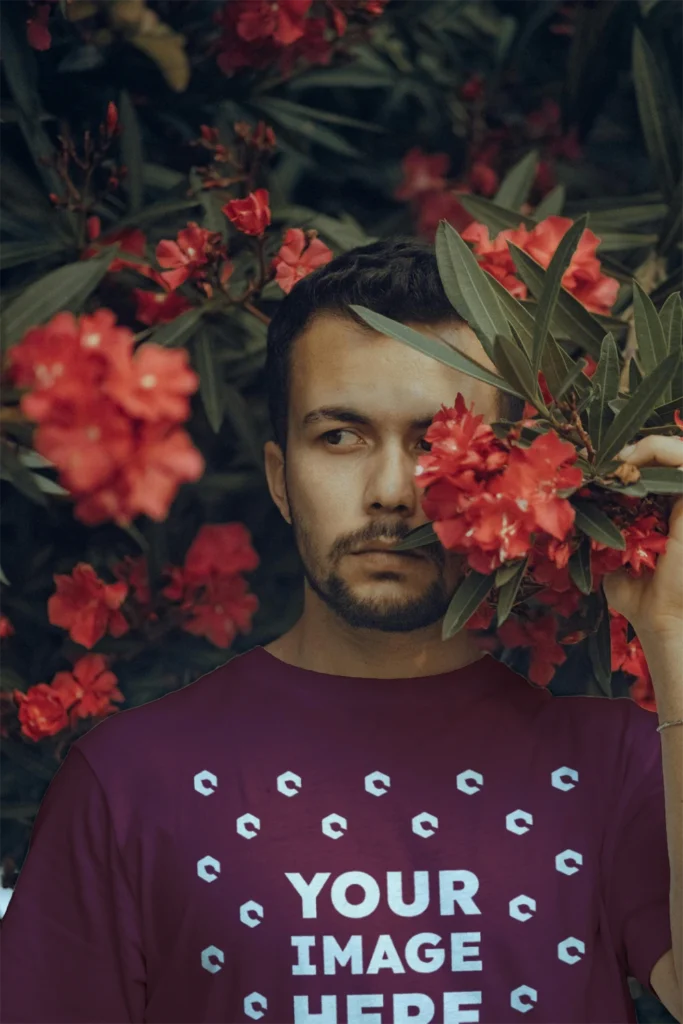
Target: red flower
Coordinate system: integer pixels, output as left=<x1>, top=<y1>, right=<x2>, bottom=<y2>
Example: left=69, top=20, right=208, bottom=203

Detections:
left=86, top=216, right=101, bottom=242
left=395, top=149, right=450, bottom=200
left=26, top=3, right=51, bottom=50
left=134, top=289, right=193, bottom=326
left=674, top=408, right=683, bottom=431
left=35, top=398, right=135, bottom=494
left=416, top=191, right=473, bottom=241
left=462, top=216, right=618, bottom=315
left=105, top=102, right=119, bottom=136
left=460, top=73, right=485, bottom=102
left=610, top=610, right=655, bottom=709
left=273, top=229, right=333, bottom=294
left=498, top=612, right=566, bottom=686
left=0, top=615, right=15, bottom=639
left=181, top=574, right=259, bottom=648
left=465, top=599, right=496, bottom=631
left=14, top=684, right=68, bottom=742
left=223, top=189, right=271, bottom=236
left=183, top=523, right=259, bottom=584
left=103, top=343, right=199, bottom=423
left=51, top=654, right=124, bottom=725
left=48, top=563, right=129, bottom=649
left=468, top=161, right=498, bottom=197
left=156, top=223, right=221, bottom=290
left=107, top=422, right=205, bottom=525
left=236, top=0, right=312, bottom=45
left=591, top=513, right=668, bottom=580
left=112, top=555, right=152, bottom=608
left=83, top=227, right=152, bottom=277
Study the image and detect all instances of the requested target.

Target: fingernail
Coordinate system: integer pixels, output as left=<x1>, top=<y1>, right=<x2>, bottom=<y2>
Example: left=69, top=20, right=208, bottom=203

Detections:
left=618, top=444, right=636, bottom=459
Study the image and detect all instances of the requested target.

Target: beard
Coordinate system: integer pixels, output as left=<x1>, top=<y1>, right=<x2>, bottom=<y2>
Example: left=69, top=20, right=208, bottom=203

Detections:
left=288, top=492, right=456, bottom=633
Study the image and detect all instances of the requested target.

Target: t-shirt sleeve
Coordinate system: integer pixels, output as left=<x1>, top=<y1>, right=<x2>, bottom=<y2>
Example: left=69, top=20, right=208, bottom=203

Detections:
left=604, top=703, right=672, bottom=998
left=0, top=744, right=146, bottom=1023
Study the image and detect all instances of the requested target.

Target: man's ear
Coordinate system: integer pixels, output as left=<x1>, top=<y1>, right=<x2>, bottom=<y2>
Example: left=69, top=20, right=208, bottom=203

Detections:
left=264, top=440, right=291, bottom=524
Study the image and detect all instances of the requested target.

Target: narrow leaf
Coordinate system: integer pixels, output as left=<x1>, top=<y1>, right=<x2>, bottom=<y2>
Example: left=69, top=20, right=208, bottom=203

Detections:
left=534, top=185, right=566, bottom=220
left=573, top=500, right=625, bottom=549
left=633, top=282, right=667, bottom=375
left=0, top=251, right=115, bottom=351
left=659, top=292, right=682, bottom=402
left=554, top=358, right=589, bottom=401
left=635, top=467, right=683, bottom=494
left=455, top=194, right=535, bottom=235
left=595, top=349, right=682, bottom=470
left=350, top=306, right=523, bottom=398
left=435, top=221, right=511, bottom=359
left=496, top=559, right=526, bottom=587
left=588, top=589, right=613, bottom=696
left=657, top=183, right=682, bottom=255
left=569, top=535, right=593, bottom=595
left=222, top=383, right=264, bottom=467
left=541, top=334, right=588, bottom=402
left=496, top=557, right=528, bottom=625
left=486, top=275, right=534, bottom=357
left=494, top=151, right=539, bottom=210
left=493, top=336, right=542, bottom=407
left=588, top=333, right=620, bottom=451
left=442, top=571, right=496, bottom=640
left=150, top=307, right=204, bottom=348
left=119, top=90, right=144, bottom=214
left=508, top=245, right=605, bottom=356
left=632, top=29, right=682, bottom=200
left=195, top=332, right=223, bottom=433
left=532, top=216, right=588, bottom=376
left=393, top=524, right=439, bottom=552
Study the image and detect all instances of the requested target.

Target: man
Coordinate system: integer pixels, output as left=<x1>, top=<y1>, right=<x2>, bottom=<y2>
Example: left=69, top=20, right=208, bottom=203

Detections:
left=1, top=239, right=680, bottom=1024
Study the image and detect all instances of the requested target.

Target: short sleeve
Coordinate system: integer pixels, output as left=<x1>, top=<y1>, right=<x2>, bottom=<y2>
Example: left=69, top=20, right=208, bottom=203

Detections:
left=0, top=745, right=146, bottom=1023
left=604, top=703, right=672, bottom=997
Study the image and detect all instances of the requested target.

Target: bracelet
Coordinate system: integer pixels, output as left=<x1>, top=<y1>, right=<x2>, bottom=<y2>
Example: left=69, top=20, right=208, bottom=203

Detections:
left=656, top=718, right=683, bottom=733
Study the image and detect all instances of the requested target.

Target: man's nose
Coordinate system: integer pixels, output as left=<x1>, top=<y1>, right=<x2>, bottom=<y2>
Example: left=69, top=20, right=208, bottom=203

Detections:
left=363, top=444, right=421, bottom=516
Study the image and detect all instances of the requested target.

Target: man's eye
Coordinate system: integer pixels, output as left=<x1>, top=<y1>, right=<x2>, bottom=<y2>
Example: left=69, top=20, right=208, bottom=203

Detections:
left=418, top=438, right=432, bottom=452
left=321, top=429, right=357, bottom=446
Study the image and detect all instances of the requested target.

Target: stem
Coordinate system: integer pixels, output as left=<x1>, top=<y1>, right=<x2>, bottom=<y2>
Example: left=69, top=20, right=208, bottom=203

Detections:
left=243, top=300, right=271, bottom=326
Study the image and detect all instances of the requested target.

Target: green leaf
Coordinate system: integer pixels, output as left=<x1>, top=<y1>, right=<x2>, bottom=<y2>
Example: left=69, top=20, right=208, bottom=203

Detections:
left=635, top=467, right=683, bottom=494
left=508, top=244, right=606, bottom=356
left=531, top=215, right=588, bottom=376
left=0, top=239, right=69, bottom=271
left=249, top=96, right=384, bottom=133
left=0, top=566, right=9, bottom=586
left=349, top=307, right=523, bottom=398
left=442, top=571, right=496, bottom=640
left=252, top=98, right=361, bottom=157
left=222, top=383, right=264, bottom=467
left=0, top=444, right=48, bottom=507
left=195, top=332, right=223, bottom=433
left=119, top=91, right=144, bottom=214
left=0, top=251, right=116, bottom=351
left=554, top=358, right=589, bottom=401
left=657, top=183, right=682, bottom=255
left=496, top=557, right=528, bottom=625
left=534, top=185, right=566, bottom=220
left=632, top=29, right=682, bottom=200
left=659, top=292, right=683, bottom=353
left=493, top=335, right=542, bottom=407
left=456, top=194, right=535, bottom=235
left=569, top=535, right=593, bottom=595
left=435, top=221, right=511, bottom=360
left=150, top=307, right=204, bottom=348
left=596, top=232, right=659, bottom=252
left=588, top=333, right=620, bottom=451
left=633, top=282, right=667, bottom=375
left=392, top=524, right=439, bottom=552
left=495, top=559, right=526, bottom=587
left=588, top=589, right=612, bottom=697
left=541, top=333, right=590, bottom=403
left=573, top=500, right=625, bottom=549
left=494, top=151, right=539, bottom=210
left=486, top=275, right=535, bottom=357
left=595, top=348, right=682, bottom=470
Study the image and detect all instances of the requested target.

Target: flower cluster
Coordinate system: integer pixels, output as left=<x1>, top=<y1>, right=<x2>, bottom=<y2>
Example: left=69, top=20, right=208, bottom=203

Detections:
left=6, top=310, right=204, bottom=527
left=396, top=96, right=582, bottom=241
left=214, top=0, right=387, bottom=77
left=13, top=654, right=124, bottom=742
left=462, top=216, right=618, bottom=315
left=417, top=394, right=671, bottom=692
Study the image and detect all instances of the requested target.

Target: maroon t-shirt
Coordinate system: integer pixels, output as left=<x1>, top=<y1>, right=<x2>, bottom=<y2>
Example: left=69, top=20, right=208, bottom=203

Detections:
left=1, top=647, right=671, bottom=1024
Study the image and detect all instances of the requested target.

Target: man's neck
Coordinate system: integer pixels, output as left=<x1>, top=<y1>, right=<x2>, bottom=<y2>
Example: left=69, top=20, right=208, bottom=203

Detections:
left=265, top=595, right=487, bottom=679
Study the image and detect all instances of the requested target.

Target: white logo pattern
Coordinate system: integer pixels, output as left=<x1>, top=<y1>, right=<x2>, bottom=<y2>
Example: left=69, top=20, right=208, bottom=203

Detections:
left=196, top=765, right=584, bottom=1015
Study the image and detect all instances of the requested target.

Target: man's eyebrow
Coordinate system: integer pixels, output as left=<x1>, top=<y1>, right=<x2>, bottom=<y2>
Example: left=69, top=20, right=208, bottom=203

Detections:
left=302, top=406, right=435, bottom=430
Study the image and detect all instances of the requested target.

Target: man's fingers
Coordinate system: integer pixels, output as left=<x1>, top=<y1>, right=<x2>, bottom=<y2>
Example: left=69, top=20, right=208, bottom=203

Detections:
left=618, top=435, right=683, bottom=467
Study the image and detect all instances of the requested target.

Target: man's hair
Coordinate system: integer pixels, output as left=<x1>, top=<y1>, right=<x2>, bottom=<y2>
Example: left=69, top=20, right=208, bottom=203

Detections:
left=265, top=237, right=524, bottom=451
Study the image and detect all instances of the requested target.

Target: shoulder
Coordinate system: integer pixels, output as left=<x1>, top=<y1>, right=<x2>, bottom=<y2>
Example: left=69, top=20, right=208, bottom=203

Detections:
left=72, top=646, right=265, bottom=780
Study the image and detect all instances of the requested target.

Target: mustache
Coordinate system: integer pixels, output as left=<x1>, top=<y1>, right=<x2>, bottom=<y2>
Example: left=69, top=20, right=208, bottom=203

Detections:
left=332, top=524, right=446, bottom=567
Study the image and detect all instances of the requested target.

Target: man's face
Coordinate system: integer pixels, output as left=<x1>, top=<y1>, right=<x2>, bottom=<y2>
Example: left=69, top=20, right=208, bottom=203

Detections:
left=264, top=314, right=501, bottom=633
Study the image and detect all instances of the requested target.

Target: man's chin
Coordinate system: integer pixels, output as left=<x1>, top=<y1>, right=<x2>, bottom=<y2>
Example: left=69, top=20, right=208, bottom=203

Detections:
left=321, top=577, right=451, bottom=633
